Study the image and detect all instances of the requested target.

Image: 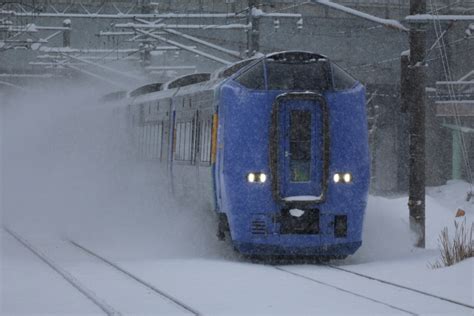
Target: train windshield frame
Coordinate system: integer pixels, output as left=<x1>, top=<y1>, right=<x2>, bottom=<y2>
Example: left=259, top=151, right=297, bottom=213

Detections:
left=234, top=52, right=358, bottom=92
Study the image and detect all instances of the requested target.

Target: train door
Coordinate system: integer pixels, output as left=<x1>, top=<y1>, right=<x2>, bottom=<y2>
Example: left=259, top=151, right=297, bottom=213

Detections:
left=276, top=93, right=329, bottom=202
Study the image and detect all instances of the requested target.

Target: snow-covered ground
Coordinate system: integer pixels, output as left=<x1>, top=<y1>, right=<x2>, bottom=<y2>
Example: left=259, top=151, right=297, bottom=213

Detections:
left=1, top=87, right=473, bottom=315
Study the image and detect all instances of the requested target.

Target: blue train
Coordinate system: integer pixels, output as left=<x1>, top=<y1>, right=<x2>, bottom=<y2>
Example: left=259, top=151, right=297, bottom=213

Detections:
left=126, top=51, right=370, bottom=258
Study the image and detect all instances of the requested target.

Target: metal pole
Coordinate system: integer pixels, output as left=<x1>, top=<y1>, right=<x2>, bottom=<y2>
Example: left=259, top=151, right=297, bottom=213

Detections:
left=62, top=19, right=71, bottom=47
left=247, top=0, right=260, bottom=56
left=452, top=130, right=462, bottom=179
left=140, top=0, right=152, bottom=14
left=407, top=0, right=427, bottom=248
left=400, top=53, right=411, bottom=114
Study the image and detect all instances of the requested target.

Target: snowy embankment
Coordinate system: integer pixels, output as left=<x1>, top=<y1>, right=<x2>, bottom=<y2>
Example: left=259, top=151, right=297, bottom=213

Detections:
left=359, top=180, right=474, bottom=261
left=1, top=87, right=473, bottom=315
left=347, top=181, right=473, bottom=306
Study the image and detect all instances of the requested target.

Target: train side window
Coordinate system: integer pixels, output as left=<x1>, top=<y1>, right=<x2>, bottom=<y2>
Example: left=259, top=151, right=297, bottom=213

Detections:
left=185, top=121, right=192, bottom=161
left=175, top=123, right=182, bottom=160
left=156, top=122, right=163, bottom=161
left=175, top=121, right=193, bottom=162
left=158, top=123, right=163, bottom=161
left=176, top=122, right=183, bottom=161
left=332, top=63, right=357, bottom=90
left=139, top=122, right=162, bottom=161
left=235, top=61, right=265, bottom=90
left=200, top=118, right=212, bottom=163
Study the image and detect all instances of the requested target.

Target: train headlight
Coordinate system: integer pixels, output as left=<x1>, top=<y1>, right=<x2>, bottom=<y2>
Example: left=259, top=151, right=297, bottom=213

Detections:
left=333, top=172, right=352, bottom=184
left=343, top=173, right=352, bottom=183
left=247, top=172, right=267, bottom=183
left=247, top=173, right=256, bottom=183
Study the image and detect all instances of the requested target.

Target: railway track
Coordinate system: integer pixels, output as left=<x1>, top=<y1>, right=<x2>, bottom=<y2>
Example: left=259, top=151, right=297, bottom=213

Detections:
left=67, top=239, right=201, bottom=316
left=5, top=226, right=472, bottom=315
left=326, top=263, right=474, bottom=309
left=4, top=227, right=121, bottom=316
left=275, top=263, right=474, bottom=316
left=3, top=227, right=201, bottom=316
left=274, top=266, right=417, bottom=315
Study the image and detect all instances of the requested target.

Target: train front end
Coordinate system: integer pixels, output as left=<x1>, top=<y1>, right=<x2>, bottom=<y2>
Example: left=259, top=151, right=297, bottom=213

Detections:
left=216, top=51, right=370, bottom=257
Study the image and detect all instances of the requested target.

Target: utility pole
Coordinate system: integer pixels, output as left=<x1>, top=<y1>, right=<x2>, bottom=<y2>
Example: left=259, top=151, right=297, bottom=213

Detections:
left=403, top=0, right=427, bottom=247
left=247, top=0, right=260, bottom=57
left=63, top=19, right=71, bottom=47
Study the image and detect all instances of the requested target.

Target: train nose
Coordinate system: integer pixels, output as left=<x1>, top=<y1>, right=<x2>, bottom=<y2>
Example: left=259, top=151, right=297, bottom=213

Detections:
left=278, top=207, right=320, bottom=235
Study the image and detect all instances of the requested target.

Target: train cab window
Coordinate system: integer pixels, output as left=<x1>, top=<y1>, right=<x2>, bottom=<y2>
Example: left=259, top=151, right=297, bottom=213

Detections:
left=266, top=60, right=330, bottom=91
left=332, top=63, right=357, bottom=90
left=218, top=58, right=257, bottom=78
left=235, top=61, right=265, bottom=90
left=290, top=110, right=312, bottom=182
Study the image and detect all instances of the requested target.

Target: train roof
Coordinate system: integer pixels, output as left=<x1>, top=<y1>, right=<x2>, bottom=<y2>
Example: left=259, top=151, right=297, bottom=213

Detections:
left=129, top=82, right=163, bottom=98
left=265, top=50, right=328, bottom=62
left=129, top=58, right=257, bottom=104
left=212, top=57, right=259, bottom=80
left=99, top=90, right=128, bottom=103
left=129, top=51, right=340, bottom=105
left=162, top=72, right=211, bottom=90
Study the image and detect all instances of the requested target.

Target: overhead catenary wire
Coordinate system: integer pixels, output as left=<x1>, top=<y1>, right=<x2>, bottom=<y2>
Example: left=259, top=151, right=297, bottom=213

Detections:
left=348, top=35, right=472, bottom=72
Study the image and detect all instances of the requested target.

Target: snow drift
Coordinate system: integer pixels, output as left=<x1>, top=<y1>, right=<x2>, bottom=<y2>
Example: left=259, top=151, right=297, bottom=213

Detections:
left=1, top=84, right=228, bottom=260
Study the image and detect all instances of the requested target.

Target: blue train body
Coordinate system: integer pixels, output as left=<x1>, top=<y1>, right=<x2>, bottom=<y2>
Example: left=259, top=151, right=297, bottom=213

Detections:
left=127, top=51, right=370, bottom=258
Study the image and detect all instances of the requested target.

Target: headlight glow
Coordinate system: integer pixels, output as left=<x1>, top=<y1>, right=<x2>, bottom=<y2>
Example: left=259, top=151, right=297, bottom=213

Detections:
left=333, top=172, right=353, bottom=184
left=343, top=173, right=352, bottom=183
left=247, top=173, right=256, bottom=183
left=247, top=172, right=266, bottom=183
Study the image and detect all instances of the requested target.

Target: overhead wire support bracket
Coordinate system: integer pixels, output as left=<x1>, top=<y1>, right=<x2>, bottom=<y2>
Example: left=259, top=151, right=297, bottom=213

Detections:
left=65, top=63, right=127, bottom=89
left=0, top=8, right=301, bottom=20
left=309, top=0, right=409, bottom=32
left=59, top=53, right=145, bottom=81
left=406, top=14, right=474, bottom=22
left=115, top=23, right=252, bottom=30
left=123, top=18, right=243, bottom=59
left=133, top=29, right=233, bottom=65
left=163, top=29, right=242, bottom=58
left=0, top=10, right=243, bottom=19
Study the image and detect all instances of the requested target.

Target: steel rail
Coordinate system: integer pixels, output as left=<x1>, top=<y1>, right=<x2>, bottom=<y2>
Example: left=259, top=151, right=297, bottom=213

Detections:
left=68, top=239, right=201, bottom=316
left=3, top=227, right=120, bottom=316
left=326, top=264, right=474, bottom=310
left=274, top=266, right=417, bottom=315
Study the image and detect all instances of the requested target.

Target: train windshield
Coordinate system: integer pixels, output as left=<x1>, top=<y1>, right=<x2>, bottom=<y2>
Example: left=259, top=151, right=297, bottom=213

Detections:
left=332, top=63, right=357, bottom=90
left=235, top=61, right=266, bottom=90
left=234, top=52, right=357, bottom=91
left=266, top=60, right=331, bottom=91
left=217, top=58, right=258, bottom=78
